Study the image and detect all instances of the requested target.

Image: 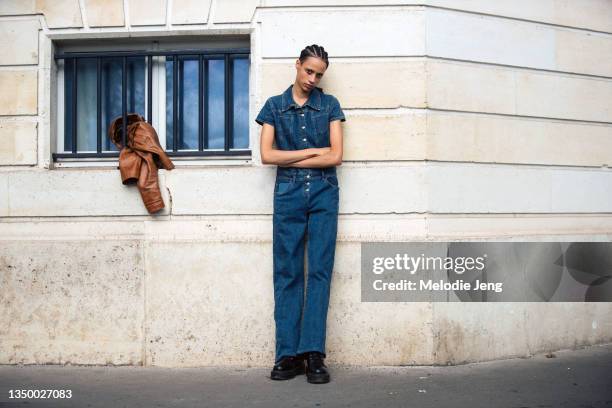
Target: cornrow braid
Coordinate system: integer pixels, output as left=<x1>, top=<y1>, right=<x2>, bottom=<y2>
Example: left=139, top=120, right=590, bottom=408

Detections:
left=299, top=44, right=329, bottom=68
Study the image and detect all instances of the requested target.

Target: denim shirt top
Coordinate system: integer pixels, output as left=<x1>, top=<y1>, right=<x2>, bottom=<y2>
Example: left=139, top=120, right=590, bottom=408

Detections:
left=255, top=84, right=346, bottom=176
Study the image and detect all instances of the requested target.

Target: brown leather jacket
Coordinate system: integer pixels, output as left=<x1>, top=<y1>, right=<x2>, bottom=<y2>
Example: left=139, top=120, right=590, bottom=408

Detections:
left=109, top=114, right=175, bottom=214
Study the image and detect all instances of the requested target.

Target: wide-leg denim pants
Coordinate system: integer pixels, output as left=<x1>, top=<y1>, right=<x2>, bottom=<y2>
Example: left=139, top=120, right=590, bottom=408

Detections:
left=272, top=167, right=339, bottom=363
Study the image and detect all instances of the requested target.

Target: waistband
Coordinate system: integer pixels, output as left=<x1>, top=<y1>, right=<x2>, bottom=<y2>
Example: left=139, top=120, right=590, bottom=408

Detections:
left=276, top=166, right=337, bottom=181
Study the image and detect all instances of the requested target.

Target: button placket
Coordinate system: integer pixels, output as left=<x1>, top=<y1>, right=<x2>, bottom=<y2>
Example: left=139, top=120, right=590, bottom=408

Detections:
left=298, top=108, right=307, bottom=145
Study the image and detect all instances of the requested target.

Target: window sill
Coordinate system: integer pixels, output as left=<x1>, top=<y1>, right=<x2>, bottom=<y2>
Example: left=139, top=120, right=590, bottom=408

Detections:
left=53, top=156, right=253, bottom=169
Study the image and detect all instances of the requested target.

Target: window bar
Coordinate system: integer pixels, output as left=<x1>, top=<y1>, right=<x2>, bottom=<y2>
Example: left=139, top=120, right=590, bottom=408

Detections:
left=54, top=50, right=251, bottom=159
left=147, top=55, right=152, bottom=124
left=103, top=59, right=110, bottom=148
left=172, top=55, right=178, bottom=152
left=224, top=54, right=231, bottom=152
left=96, top=58, right=102, bottom=153
left=54, top=150, right=250, bottom=159
left=128, top=60, right=135, bottom=115
left=228, top=55, right=235, bottom=150
left=122, top=56, right=127, bottom=149
left=71, top=58, right=77, bottom=154
left=178, top=57, right=184, bottom=151
left=54, top=48, right=250, bottom=60
left=198, top=55, right=203, bottom=151
left=203, top=58, right=209, bottom=150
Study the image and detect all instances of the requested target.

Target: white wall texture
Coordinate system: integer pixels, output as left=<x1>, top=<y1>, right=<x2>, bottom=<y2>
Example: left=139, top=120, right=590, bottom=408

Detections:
left=0, top=0, right=611, bottom=367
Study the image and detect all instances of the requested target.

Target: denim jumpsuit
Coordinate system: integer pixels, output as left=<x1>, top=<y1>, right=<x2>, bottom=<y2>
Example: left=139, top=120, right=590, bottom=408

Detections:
left=255, top=84, right=346, bottom=363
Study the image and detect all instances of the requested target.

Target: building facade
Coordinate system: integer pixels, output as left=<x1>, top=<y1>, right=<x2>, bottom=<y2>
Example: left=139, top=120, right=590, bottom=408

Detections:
left=1, top=0, right=611, bottom=366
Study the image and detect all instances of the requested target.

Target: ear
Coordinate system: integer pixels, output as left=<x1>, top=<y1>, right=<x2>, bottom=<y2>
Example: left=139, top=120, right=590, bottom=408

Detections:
left=295, top=58, right=300, bottom=69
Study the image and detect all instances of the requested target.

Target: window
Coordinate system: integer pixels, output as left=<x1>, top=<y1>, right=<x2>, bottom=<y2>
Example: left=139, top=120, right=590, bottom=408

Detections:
left=53, top=38, right=251, bottom=161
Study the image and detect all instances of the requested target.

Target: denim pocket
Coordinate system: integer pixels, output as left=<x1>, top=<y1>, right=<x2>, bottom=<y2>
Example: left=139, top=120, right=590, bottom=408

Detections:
left=312, top=113, right=329, bottom=136
left=323, top=176, right=339, bottom=189
left=275, top=181, right=293, bottom=196
left=279, top=112, right=295, bottom=136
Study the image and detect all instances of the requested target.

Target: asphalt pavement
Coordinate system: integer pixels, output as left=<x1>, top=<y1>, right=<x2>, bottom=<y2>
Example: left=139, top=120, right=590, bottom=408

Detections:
left=1, top=343, right=611, bottom=408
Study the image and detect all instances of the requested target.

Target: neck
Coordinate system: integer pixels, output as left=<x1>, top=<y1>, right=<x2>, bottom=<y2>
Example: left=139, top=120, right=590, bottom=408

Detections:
left=292, top=82, right=311, bottom=101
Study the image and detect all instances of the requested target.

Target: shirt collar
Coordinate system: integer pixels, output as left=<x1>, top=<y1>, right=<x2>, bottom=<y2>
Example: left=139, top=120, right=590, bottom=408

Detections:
left=281, top=84, right=321, bottom=112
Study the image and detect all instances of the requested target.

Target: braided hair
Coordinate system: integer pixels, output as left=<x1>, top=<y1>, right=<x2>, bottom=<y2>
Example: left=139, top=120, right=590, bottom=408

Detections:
left=299, top=44, right=329, bottom=68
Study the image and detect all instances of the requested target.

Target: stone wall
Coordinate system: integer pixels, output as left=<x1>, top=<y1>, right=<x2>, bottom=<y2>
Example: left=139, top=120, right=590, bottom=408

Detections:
left=1, top=0, right=611, bottom=366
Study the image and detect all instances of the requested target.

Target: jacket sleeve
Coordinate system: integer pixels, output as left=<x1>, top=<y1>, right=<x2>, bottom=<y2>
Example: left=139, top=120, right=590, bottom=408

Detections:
left=329, top=96, right=346, bottom=123
left=133, top=149, right=165, bottom=214
left=255, top=98, right=275, bottom=127
left=131, top=121, right=175, bottom=171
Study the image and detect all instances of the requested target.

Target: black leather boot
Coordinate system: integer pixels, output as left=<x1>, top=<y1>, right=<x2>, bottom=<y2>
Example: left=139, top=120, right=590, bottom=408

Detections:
left=304, top=352, right=330, bottom=384
left=270, top=356, right=305, bottom=380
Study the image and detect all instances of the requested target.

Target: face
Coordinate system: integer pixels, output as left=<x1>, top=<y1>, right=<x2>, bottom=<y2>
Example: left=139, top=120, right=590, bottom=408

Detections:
left=295, top=56, right=327, bottom=93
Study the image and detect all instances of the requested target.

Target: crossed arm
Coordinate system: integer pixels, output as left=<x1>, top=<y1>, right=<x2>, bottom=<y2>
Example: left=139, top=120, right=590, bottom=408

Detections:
left=259, top=120, right=343, bottom=167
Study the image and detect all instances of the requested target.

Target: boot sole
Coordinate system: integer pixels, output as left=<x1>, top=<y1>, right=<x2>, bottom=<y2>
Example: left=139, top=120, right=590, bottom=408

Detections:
left=270, top=366, right=305, bottom=380
left=306, top=373, right=330, bottom=384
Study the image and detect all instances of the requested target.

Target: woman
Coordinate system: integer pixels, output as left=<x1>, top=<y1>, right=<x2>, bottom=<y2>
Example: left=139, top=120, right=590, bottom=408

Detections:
left=255, top=44, right=346, bottom=384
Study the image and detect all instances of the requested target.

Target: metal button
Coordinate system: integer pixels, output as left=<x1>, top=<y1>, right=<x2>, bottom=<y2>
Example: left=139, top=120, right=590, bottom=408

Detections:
left=306, top=182, right=310, bottom=185
left=305, top=189, right=309, bottom=192
left=306, top=174, right=310, bottom=178
left=301, top=126, right=305, bottom=129
left=300, top=113, right=305, bottom=116
left=302, top=138, right=307, bottom=141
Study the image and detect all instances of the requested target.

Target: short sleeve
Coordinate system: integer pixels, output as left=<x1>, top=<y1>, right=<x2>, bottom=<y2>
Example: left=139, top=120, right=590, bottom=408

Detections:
left=255, top=98, right=275, bottom=126
left=329, top=96, right=346, bottom=122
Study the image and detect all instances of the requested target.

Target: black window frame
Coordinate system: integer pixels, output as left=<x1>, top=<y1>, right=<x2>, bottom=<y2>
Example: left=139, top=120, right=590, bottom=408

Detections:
left=53, top=48, right=251, bottom=160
